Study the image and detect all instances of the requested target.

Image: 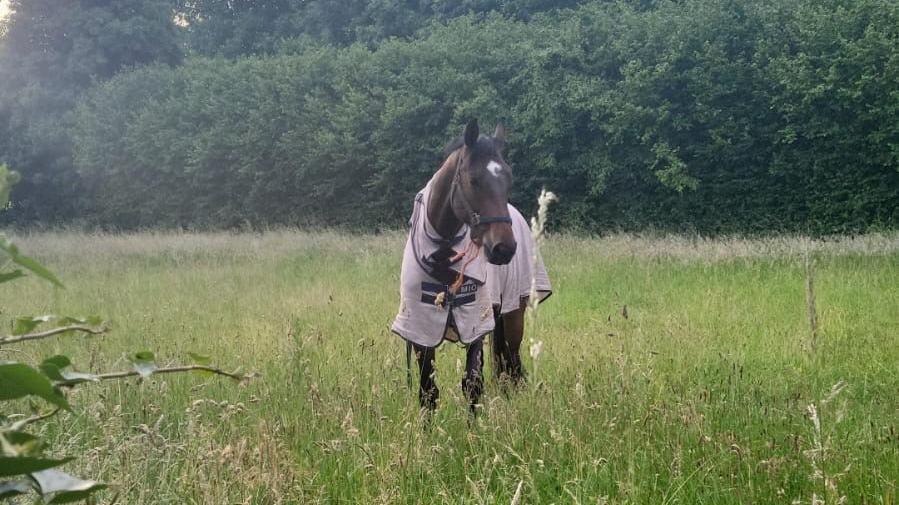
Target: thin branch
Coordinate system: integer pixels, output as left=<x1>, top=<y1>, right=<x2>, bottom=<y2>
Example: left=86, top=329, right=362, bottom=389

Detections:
left=57, top=365, right=250, bottom=386
left=9, top=408, right=62, bottom=430
left=0, top=325, right=107, bottom=346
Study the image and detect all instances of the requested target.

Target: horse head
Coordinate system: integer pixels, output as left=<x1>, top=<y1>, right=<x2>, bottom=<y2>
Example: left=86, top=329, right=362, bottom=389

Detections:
left=448, top=119, right=516, bottom=265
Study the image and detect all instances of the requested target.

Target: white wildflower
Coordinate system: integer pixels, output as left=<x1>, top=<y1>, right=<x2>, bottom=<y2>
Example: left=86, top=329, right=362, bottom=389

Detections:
left=529, top=339, right=543, bottom=360
left=528, top=189, right=557, bottom=311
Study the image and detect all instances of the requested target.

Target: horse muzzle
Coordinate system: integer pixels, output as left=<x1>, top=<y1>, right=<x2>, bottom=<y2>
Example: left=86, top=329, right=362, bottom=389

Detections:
left=486, top=241, right=517, bottom=265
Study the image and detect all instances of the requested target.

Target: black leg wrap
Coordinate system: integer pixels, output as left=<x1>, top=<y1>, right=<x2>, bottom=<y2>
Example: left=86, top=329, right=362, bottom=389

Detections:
left=491, top=308, right=528, bottom=388
left=414, top=343, right=439, bottom=412
left=462, top=338, right=485, bottom=415
left=491, top=308, right=510, bottom=380
left=509, top=353, right=527, bottom=385
left=419, top=383, right=439, bottom=411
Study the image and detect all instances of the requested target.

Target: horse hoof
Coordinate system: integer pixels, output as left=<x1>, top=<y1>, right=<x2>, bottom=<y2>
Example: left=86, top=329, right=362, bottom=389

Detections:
left=467, top=405, right=482, bottom=427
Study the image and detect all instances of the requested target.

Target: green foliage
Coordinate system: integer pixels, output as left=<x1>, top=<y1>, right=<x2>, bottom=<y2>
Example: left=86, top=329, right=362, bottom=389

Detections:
left=175, top=0, right=590, bottom=54
left=0, top=251, right=237, bottom=504
left=2, top=0, right=899, bottom=233
left=0, top=172, right=108, bottom=501
left=0, top=363, right=71, bottom=410
left=12, top=316, right=51, bottom=336
left=39, top=356, right=100, bottom=385
left=1, top=167, right=63, bottom=287
left=765, top=0, right=899, bottom=233
left=66, top=0, right=899, bottom=233
left=0, top=240, right=63, bottom=288
left=188, top=352, right=211, bottom=366
left=0, top=0, right=184, bottom=224
left=0, top=165, right=19, bottom=208
left=0, top=458, right=74, bottom=479
left=0, top=174, right=242, bottom=503
left=130, top=351, right=159, bottom=378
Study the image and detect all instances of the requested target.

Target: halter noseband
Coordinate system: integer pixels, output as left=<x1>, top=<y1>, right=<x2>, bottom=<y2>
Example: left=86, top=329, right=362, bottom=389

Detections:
left=449, top=154, right=513, bottom=228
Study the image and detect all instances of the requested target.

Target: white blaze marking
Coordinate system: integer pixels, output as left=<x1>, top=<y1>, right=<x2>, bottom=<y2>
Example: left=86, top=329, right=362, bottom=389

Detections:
left=486, top=161, right=503, bottom=177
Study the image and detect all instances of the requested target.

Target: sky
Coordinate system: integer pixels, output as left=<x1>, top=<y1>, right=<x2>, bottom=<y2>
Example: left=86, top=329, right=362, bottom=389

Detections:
left=0, top=0, right=8, bottom=21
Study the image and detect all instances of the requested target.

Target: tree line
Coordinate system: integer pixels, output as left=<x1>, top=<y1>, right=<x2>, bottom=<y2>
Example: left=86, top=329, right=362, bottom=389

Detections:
left=1, top=0, right=897, bottom=234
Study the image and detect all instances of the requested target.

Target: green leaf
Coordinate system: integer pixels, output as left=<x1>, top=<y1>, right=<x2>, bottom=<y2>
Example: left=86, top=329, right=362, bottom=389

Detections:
left=0, top=479, right=31, bottom=499
left=188, top=352, right=213, bottom=375
left=0, top=456, right=73, bottom=478
left=39, top=356, right=72, bottom=381
left=0, top=270, right=24, bottom=284
left=1, top=431, right=42, bottom=457
left=41, top=356, right=71, bottom=369
left=12, top=315, right=55, bottom=336
left=0, top=164, right=20, bottom=208
left=131, top=351, right=157, bottom=378
left=133, top=351, right=155, bottom=362
left=39, top=356, right=98, bottom=385
left=39, top=364, right=64, bottom=381
left=0, top=238, right=64, bottom=288
left=0, top=363, right=71, bottom=411
left=11, top=255, right=64, bottom=288
left=31, top=469, right=107, bottom=503
left=188, top=352, right=211, bottom=366
left=2, top=431, right=40, bottom=447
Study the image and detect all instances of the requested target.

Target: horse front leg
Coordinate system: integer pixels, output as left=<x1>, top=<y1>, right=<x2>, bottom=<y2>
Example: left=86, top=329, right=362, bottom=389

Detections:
left=413, top=343, right=439, bottom=412
left=490, top=306, right=511, bottom=380
left=501, top=302, right=528, bottom=386
left=462, top=337, right=485, bottom=416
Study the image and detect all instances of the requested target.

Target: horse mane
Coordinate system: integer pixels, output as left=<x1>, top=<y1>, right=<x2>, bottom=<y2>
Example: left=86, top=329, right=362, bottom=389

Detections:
left=442, top=137, right=465, bottom=161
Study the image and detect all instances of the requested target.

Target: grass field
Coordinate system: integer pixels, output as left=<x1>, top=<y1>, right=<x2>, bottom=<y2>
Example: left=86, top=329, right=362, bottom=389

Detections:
left=2, top=231, right=897, bottom=504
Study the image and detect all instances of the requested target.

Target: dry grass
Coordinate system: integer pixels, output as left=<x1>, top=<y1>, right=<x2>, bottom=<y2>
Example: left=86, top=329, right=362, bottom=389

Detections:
left=9, top=229, right=405, bottom=262
left=551, top=232, right=899, bottom=262
left=10, top=229, right=899, bottom=262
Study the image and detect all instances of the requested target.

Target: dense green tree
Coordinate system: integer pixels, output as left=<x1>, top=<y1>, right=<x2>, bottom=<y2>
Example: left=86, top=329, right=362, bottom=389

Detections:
left=175, top=0, right=304, bottom=57
left=765, top=0, right=899, bottom=233
left=73, top=15, right=554, bottom=228
left=0, top=0, right=182, bottom=223
left=176, top=0, right=592, bottom=54
left=7, top=0, right=899, bottom=233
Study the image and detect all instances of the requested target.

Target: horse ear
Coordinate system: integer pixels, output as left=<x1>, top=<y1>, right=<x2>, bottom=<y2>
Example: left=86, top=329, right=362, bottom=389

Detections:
left=493, top=123, right=506, bottom=152
left=464, top=118, right=479, bottom=147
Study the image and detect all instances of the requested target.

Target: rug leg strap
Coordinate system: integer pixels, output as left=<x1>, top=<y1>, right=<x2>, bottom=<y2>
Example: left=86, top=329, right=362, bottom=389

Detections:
left=405, top=340, right=413, bottom=389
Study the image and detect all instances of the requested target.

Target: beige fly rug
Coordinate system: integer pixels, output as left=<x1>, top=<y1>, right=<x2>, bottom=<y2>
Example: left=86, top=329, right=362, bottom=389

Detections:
left=392, top=180, right=551, bottom=348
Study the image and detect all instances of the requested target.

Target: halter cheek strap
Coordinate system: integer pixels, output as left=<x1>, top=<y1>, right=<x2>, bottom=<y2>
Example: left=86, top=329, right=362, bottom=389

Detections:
left=450, top=156, right=513, bottom=227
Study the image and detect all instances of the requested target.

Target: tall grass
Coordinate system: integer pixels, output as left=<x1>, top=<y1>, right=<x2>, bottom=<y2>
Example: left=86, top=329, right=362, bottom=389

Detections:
left=2, top=231, right=897, bottom=503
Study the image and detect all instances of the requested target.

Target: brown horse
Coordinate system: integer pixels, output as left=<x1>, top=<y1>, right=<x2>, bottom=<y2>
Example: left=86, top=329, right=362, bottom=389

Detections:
left=439, top=133, right=549, bottom=390
left=392, top=119, right=519, bottom=415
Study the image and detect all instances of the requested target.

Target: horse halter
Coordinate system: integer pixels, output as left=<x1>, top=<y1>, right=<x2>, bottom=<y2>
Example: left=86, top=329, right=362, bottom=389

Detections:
left=449, top=154, right=513, bottom=228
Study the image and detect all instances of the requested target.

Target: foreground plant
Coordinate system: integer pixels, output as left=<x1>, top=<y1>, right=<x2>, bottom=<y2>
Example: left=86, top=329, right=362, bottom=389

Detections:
left=526, top=189, right=556, bottom=382
left=801, top=381, right=850, bottom=505
left=0, top=165, right=247, bottom=503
